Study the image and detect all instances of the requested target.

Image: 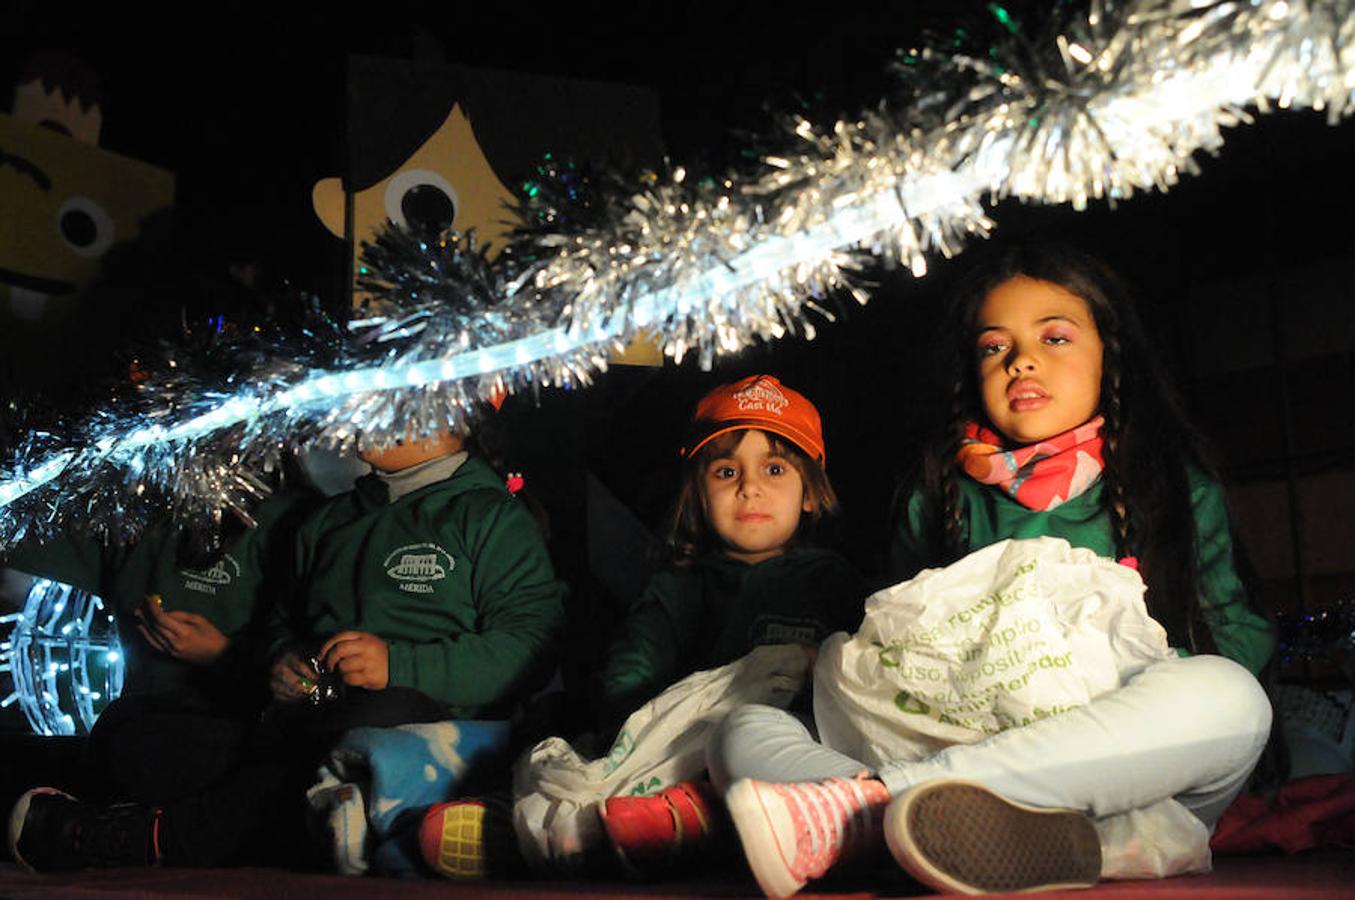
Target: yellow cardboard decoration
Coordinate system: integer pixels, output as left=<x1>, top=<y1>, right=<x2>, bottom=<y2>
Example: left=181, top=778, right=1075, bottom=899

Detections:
left=0, top=113, right=174, bottom=323
left=313, top=104, right=516, bottom=278
left=312, top=102, right=661, bottom=366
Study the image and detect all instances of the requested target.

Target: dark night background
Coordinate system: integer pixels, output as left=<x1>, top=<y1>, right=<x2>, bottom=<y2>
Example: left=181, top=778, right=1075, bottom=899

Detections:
left=2, top=0, right=1353, bottom=737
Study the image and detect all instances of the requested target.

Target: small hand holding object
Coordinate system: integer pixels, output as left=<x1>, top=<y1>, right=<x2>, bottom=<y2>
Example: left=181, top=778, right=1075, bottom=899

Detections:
left=134, top=594, right=229, bottom=665
left=270, top=650, right=320, bottom=703
left=318, top=630, right=390, bottom=691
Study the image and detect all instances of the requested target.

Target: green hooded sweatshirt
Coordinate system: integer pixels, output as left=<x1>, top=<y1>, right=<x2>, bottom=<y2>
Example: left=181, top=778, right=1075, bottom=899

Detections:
left=286, top=456, right=564, bottom=718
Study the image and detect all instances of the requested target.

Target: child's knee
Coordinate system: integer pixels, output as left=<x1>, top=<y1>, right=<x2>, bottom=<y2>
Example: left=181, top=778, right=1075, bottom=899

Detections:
left=1164, top=655, right=1273, bottom=744
left=706, top=704, right=807, bottom=790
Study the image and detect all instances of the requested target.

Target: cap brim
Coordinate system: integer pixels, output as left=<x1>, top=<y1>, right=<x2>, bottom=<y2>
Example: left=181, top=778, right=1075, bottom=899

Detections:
left=685, top=419, right=825, bottom=465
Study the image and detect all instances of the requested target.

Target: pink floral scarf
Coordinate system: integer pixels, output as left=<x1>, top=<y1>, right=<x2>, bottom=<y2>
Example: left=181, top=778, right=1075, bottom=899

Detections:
left=958, top=417, right=1105, bottom=511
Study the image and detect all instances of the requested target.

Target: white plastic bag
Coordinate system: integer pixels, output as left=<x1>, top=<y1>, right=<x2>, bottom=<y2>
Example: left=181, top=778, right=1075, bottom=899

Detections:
left=815, top=537, right=1175, bottom=768
left=815, top=537, right=1201, bottom=879
left=1096, top=799, right=1212, bottom=879
left=513, top=643, right=808, bottom=870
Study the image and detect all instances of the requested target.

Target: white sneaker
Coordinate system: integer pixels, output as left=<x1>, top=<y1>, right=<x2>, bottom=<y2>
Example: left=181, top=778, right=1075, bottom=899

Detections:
left=726, top=776, right=890, bottom=898
left=884, top=779, right=1102, bottom=894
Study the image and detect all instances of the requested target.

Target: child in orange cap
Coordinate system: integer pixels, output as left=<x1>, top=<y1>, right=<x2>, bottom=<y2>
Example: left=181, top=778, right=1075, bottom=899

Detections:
left=418, top=375, right=866, bottom=879
left=594, top=375, right=864, bottom=873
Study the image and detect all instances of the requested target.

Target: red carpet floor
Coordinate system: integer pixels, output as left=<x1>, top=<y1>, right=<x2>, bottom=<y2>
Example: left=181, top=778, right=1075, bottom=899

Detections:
left=1, top=851, right=1352, bottom=899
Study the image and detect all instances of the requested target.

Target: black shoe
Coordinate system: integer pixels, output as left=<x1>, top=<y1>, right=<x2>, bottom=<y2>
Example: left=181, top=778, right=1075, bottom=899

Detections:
left=8, top=787, right=160, bottom=872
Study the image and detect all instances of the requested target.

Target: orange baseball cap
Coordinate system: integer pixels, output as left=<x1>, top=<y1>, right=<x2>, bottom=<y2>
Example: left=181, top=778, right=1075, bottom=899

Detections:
left=684, top=374, right=826, bottom=464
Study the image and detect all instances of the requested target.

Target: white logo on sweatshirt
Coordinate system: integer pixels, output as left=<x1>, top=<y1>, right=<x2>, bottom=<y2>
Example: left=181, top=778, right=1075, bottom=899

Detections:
left=180, top=554, right=241, bottom=596
left=384, top=543, right=455, bottom=594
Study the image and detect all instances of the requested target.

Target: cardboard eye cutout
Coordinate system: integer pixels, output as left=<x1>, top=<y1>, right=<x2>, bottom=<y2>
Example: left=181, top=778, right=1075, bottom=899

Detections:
left=56, top=195, right=118, bottom=258
left=384, top=168, right=459, bottom=235
left=312, top=104, right=517, bottom=258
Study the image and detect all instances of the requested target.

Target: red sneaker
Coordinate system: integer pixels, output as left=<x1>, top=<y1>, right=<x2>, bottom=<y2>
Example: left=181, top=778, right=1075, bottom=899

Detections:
left=599, top=780, right=722, bottom=876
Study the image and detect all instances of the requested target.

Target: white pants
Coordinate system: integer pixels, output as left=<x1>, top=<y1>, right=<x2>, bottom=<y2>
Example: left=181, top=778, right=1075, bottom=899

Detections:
left=709, top=655, right=1272, bottom=877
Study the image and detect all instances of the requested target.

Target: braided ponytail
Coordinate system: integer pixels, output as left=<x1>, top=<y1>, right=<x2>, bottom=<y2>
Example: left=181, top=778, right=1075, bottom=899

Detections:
left=939, top=389, right=969, bottom=563
left=915, top=355, right=975, bottom=566
left=1098, top=340, right=1134, bottom=561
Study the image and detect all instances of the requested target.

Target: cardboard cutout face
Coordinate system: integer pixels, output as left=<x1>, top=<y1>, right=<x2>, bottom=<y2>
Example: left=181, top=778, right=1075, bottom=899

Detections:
left=312, top=104, right=517, bottom=262
left=0, top=113, right=174, bottom=323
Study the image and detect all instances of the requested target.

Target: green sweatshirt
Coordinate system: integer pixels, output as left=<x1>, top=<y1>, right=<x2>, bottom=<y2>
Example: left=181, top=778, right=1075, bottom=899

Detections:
left=287, top=456, right=564, bottom=718
left=889, top=472, right=1275, bottom=675
left=5, top=489, right=315, bottom=706
left=599, top=547, right=866, bottom=727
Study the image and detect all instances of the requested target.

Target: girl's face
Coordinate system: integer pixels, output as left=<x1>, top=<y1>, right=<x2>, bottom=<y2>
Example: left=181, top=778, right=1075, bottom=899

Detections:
left=974, top=275, right=1104, bottom=445
left=701, top=430, right=812, bottom=564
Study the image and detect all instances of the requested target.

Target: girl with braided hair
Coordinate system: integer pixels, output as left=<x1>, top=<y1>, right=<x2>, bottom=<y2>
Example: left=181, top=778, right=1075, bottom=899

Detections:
left=709, top=240, right=1275, bottom=897
left=889, top=238, right=1272, bottom=671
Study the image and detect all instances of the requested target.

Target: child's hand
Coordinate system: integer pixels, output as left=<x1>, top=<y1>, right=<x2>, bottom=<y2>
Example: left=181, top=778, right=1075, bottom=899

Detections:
left=271, top=651, right=320, bottom=702
left=134, top=595, right=229, bottom=665
left=318, top=631, right=389, bottom=691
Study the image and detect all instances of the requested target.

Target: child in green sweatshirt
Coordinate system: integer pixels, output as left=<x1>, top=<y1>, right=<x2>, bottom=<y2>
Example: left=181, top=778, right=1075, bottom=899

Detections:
left=10, top=426, right=565, bottom=872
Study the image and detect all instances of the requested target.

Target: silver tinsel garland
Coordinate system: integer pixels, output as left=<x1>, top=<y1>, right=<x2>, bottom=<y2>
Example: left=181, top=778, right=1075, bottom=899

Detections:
left=0, top=0, right=1350, bottom=549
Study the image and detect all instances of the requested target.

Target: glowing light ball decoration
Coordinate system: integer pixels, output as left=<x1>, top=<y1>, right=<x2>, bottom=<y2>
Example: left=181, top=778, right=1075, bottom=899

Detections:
left=0, top=578, right=124, bottom=735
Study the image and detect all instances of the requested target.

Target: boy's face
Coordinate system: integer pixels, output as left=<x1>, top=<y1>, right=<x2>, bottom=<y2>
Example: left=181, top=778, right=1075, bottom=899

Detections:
left=359, top=429, right=465, bottom=473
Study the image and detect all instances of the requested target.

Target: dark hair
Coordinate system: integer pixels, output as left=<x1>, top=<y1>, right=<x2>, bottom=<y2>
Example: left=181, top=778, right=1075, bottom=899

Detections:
left=916, top=238, right=1218, bottom=652
left=18, top=51, right=104, bottom=115
left=668, top=429, right=840, bottom=564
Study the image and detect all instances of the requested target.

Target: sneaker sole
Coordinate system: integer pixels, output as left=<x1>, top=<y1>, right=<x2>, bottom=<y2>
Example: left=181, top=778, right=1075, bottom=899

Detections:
left=422, top=799, right=517, bottom=881
left=725, top=780, right=805, bottom=900
left=424, top=802, right=491, bottom=880
left=8, top=787, right=75, bottom=874
left=884, top=780, right=1101, bottom=895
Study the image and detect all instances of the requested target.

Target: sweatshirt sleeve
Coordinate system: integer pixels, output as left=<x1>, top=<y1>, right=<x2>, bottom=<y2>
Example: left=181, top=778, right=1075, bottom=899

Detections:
left=384, top=495, right=565, bottom=713
left=887, top=489, right=937, bottom=586
left=1191, top=477, right=1275, bottom=675
left=596, top=569, right=701, bottom=730
left=215, top=490, right=319, bottom=685
left=5, top=530, right=110, bottom=596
